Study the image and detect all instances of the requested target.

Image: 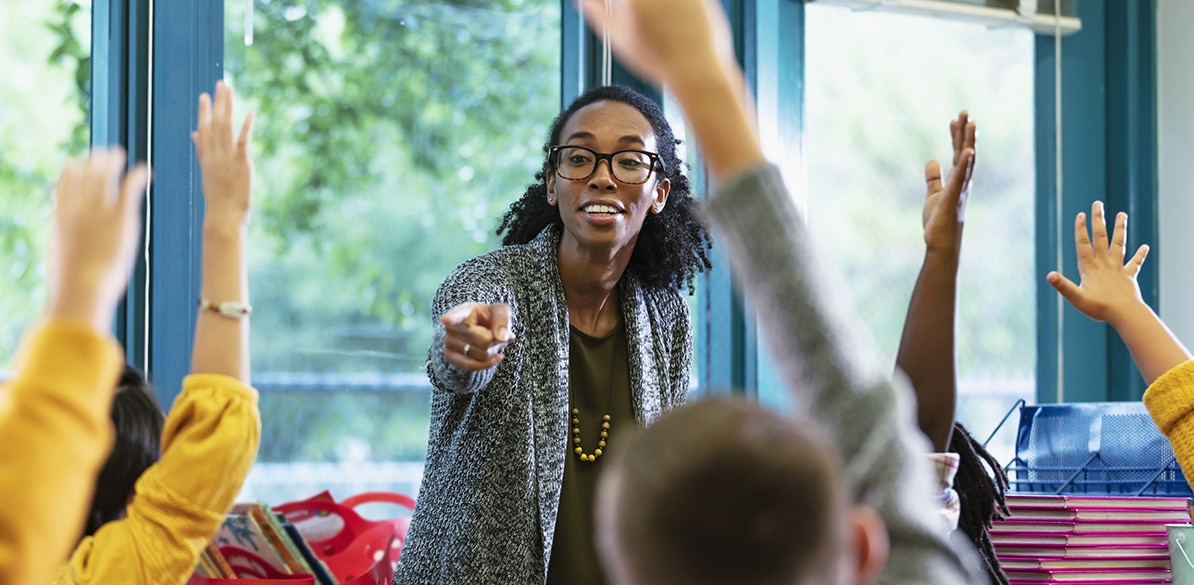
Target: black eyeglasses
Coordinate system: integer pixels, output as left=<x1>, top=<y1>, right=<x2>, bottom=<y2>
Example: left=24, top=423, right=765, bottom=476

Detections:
left=549, top=145, right=665, bottom=185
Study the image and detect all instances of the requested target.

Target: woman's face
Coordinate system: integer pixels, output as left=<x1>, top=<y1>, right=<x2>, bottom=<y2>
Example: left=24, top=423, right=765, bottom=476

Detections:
left=546, top=100, right=670, bottom=257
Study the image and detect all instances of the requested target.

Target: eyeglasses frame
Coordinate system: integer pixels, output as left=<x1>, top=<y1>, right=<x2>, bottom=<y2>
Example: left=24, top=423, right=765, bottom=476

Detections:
left=548, top=144, right=666, bottom=186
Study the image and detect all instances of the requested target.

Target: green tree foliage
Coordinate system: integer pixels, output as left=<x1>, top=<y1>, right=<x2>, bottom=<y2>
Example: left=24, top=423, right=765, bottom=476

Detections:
left=222, top=0, right=560, bottom=464
left=0, top=0, right=89, bottom=366
left=227, top=0, right=558, bottom=373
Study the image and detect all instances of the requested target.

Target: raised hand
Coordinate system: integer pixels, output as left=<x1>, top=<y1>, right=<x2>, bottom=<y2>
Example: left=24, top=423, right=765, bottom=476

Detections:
left=1047, top=201, right=1149, bottom=325
left=441, top=303, right=515, bottom=371
left=48, top=148, right=151, bottom=332
left=921, top=110, right=976, bottom=255
left=580, top=0, right=761, bottom=184
left=577, top=0, right=736, bottom=89
left=192, top=80, right=254, bottom=227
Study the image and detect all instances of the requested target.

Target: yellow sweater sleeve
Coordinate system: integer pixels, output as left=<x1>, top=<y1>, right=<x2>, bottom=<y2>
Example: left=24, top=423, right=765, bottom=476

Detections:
left=1143, top=360, right=1194, bottom=485
left=55, top=374, right=261, bottom=585
left=0, top=320, right=122, bottom=585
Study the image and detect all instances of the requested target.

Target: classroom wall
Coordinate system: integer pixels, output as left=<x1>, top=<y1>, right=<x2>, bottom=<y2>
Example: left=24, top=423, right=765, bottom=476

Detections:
left=1156, top=0, right=1194, bottom=347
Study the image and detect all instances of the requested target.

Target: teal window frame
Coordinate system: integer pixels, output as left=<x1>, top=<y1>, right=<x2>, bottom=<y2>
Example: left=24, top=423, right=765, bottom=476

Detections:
left=122, top=0, right=1157, bottom=407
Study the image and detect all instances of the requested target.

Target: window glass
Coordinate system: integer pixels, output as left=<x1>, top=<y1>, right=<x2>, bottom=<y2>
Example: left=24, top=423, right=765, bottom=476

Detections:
left=799, top=5, right=1036, bottom=464
left=224, top=0, right=561, bottom=505
left=0, top=1, right=91, bottom=368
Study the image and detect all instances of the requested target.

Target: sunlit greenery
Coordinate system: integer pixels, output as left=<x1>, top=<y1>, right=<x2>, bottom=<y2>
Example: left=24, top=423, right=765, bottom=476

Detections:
left=0, top=0, right=89, bottom=368
left=223, top=0, right=561, bottom=470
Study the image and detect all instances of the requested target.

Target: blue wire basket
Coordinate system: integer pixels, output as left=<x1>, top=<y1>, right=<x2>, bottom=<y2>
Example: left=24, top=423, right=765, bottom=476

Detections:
left=995, top=401, right=1192, bottom=496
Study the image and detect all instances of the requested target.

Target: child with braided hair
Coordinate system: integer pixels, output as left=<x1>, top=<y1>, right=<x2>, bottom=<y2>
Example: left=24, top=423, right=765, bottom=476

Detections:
left=890, top=111, right=1011, bottom=583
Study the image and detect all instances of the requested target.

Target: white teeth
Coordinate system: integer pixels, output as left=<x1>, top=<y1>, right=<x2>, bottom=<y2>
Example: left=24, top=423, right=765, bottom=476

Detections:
left=584, top=204, right=619, bottom=214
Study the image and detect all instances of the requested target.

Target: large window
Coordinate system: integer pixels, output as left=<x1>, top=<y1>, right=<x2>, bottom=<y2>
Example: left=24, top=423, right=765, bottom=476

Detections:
left=224, top=0, right=562, bottom=504
left=800, top=5, right=1036, bottom=462
left=0, top=0, right=90, bottom=367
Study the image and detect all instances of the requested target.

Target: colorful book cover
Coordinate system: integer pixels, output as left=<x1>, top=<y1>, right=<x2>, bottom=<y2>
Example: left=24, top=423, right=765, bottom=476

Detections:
left=232, top=502, right=308, bottom=575
left=213, top=509, right=291, bottom=573
left=280, top=519, right=339, bottom=585
left=204, top=540, right=238, bottom=578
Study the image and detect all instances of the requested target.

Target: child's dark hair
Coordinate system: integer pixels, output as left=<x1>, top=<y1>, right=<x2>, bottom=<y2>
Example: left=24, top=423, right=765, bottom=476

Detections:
left=496, top=84, right=713, bottom=292
left=950, top=422, right=1010, bottom=585
left=84, top=364, right=164, bottom=537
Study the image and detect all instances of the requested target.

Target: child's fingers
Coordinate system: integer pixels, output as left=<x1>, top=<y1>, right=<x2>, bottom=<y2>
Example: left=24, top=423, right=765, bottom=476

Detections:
left=1125, top=244, right=1150, bottom=277
left=1073, top=212, right=1094, bottom=269
left=1046, top=271, right=1082, bottom=306
left=1090, top=201, right=1110, bottom=257
left=1110, top=211, right=1128, bottom=265
left=196, top=92, right=213, bottom=152
left=55, top=160, right=84, bottom=213
left=237, top=111, right=256, bottom=159
left=119, top=165, right=151, bottom=218
left=923, top=160, right=942, bottom=198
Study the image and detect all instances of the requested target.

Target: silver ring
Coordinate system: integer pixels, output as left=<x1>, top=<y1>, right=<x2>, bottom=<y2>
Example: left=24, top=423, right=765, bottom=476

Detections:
left=462, top=343, right=471, bottom=357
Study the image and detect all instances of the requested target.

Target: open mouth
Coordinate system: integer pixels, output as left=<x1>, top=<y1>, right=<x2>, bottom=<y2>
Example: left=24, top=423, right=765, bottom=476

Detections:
left=582, top=203, right=622, bottom=216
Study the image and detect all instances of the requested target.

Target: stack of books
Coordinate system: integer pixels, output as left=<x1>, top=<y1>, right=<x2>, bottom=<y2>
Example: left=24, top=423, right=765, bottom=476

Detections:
left=990, top=494, right=1191, bottom=584
left=193, top=501, right=339, bottom=584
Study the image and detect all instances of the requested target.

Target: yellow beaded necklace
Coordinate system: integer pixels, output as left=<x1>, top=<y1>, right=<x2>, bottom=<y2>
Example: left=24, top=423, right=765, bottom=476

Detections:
left=570, top=325, right=617, bottom=463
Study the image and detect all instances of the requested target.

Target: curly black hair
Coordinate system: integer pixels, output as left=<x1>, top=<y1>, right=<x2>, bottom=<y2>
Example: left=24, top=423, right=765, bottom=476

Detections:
left=496, top=85, right=713, bottom=292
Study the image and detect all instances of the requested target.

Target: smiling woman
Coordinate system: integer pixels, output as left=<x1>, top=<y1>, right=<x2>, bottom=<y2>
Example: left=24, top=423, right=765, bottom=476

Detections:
left=394, top=84, right=712, bottom=585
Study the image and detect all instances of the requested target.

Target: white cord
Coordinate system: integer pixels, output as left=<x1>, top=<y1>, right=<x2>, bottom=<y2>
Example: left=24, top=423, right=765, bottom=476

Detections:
left=601, top=0, right=612, bottom=85
left=1054, top=0, right=1064, bottom=403
left=245, top=0, right=254, bottom=46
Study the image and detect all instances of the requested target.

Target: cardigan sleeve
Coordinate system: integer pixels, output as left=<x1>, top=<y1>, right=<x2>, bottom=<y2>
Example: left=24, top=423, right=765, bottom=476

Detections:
left=701, top=163, right=978, bottom=585
left=1143, top=360, right=1194, bottom=485
left=55, top=374, right=260, bottom=585
left=0, top=320, right=122, bottom=585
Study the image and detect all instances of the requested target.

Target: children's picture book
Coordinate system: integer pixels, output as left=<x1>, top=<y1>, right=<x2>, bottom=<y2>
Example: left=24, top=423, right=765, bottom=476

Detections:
left=232, top=502, right=311, bottom=575
left=279, top=517, right=339, bottom=585
left=213, top=507, right=291, bottom=574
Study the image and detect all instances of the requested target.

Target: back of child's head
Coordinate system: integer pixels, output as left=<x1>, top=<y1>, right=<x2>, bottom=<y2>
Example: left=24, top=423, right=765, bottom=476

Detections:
left=595, top=396, right=854, bottom=585
left=84, top=364, right=164, bottom=537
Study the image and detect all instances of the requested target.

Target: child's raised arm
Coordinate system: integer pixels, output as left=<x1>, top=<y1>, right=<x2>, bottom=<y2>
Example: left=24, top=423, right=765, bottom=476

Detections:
left=1047, top=202, right=1191, bottom=384
left=56, top=82, right=261, bottom=585
left=895, top=111, right=975, bottom=452
left=0, top=149, right=148, bottom=585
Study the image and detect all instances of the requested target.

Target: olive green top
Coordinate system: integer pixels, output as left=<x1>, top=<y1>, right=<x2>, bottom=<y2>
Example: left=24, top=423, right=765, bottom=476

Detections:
left=546, top=322, right=633, bottom=585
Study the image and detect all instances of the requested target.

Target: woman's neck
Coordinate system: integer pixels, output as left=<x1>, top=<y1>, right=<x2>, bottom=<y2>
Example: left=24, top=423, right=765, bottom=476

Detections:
left=557, top=240, right=630, bottom=337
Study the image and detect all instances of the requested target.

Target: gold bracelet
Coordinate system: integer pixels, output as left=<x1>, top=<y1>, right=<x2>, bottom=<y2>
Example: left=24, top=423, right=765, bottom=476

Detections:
left=198, top=298, right=252, bottom=319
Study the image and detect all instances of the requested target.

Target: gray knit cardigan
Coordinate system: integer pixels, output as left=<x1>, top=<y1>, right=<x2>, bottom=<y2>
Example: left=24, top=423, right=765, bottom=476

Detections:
left=393, top=225, right=693, bottom=585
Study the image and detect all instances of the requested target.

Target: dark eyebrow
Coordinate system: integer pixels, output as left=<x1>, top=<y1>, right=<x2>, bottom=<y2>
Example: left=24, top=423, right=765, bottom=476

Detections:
left=563, top=131, right=648, bottom=148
